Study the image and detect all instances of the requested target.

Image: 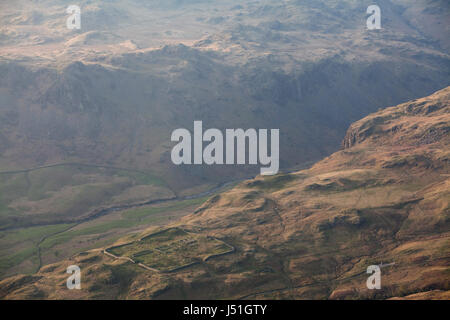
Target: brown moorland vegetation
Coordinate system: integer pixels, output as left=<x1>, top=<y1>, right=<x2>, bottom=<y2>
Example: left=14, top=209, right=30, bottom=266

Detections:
left=1, top=87, right=448, bottom=299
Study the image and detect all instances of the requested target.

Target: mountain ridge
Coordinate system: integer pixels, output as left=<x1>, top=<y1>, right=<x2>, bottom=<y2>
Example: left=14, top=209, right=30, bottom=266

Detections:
left=1, top=87, right=448, bottom=299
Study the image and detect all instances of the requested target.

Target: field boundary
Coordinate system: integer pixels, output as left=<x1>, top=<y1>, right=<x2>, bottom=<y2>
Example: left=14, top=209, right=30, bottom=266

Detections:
left=103, top=227, right=235, bottom=273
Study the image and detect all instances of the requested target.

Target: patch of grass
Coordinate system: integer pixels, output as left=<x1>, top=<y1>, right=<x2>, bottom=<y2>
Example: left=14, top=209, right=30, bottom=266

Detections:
left=141, top=227, right=187, bottom=243
left=59, top=181, right=132, bottom=216
left=27, top=167, right=79, bottom=201
left=89, top=264, right=138, bottom=297
left=116, top=170, right=166, bottom=187
left=107, top=228, right=234, bottom=272
left=40, top=197, right=209, bottom=251
left=0, top=223, right=74, bottom=247
left=0, top=246, right=38, bottom=277
left=122, top=196, right=208, bottom=220
left=0, top=164, right=170, bottom=227
left=0, top=223, right=74, bottom=277
left=247, top=174, right=295, bottom=191
left=39, top=220, right=137, bottom=250
left=0, top=199, right=17, bottom=224
left=0, top=176, right=209, bottom=278
left=0, top=173, right=28, bottom=201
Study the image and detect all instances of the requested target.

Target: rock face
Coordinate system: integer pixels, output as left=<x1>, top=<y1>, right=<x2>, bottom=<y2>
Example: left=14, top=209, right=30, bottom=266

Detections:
left=342, top=88, right=450, bottom=149
left=342, top=127, right=358, bottom=149
left=2, top=88, right=448, bottom=300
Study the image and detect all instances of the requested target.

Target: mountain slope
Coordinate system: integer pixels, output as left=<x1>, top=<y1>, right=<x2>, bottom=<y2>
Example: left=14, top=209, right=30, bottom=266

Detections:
left=1, top=0, right=449, bottom=238
left=1, top=87, right=448, bottom=300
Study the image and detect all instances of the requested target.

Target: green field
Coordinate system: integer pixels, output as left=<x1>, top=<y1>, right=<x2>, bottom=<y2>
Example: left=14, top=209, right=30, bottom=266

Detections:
left=0, top=163, right=211, bottom=278
left=0, top=164, right=173, bottom=229
left=107, top=228, right=234, bottom=272
left=40, top=197, right=209, bottom=251
left=0, top=223, right=74, bottom=277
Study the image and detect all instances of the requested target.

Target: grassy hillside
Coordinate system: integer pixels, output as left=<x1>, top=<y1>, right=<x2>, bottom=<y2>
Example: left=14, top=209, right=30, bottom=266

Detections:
left=1, top=3, right=449, bottom=270
left=1, top=87, right=448, bottom=299
left=0, top=164, right=171, bottom=229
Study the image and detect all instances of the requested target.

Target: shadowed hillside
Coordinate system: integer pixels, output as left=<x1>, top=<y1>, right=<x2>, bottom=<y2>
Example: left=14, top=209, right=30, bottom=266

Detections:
left=1, top=0, right=449, bottom=193
left=1, top=87, right=448, bottom=299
